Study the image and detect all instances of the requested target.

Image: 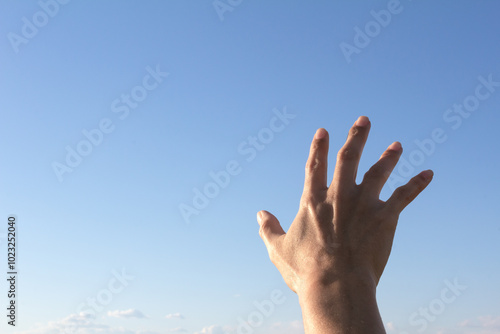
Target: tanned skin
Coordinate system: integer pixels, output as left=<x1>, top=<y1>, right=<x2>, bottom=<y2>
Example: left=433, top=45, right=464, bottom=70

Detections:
left=257, top=116, right=433, bottom=333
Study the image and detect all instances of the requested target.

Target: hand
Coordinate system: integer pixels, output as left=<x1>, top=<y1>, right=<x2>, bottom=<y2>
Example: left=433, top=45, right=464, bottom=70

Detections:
left=257, top=116, right=433, bottom=333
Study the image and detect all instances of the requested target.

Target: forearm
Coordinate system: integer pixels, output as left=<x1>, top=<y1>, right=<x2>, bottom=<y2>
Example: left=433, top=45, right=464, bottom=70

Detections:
left=298, top=275, right=385, bottom=334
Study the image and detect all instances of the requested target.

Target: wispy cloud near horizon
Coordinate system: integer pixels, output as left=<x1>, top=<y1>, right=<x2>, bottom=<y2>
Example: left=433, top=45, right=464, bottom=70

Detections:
left=165, top=313, right=186, bottom=320
left=107, top=309, right=149, bottom=319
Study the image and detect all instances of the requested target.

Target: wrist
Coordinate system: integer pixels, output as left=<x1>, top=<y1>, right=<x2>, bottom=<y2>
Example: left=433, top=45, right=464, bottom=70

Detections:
left=297, top=273, right=384, bottom=334
left=298, top=274, right=376, bottom=307
left=297, top=268, right=377, bottom=301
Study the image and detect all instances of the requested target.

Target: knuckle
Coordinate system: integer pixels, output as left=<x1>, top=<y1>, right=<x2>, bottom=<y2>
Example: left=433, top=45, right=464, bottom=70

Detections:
left=300, top=197, right=332, bottom=220
left=265, top=243, right=282, bottom=265
left=350, top=126, right=361, bottom=137
left=305, top=156, right=321, bottom=173
left=394, top=186, right=415, bottom=205
left=337, top=147, right=360, bottom=161
left=366, top=164, right=384, bottom=178
left=258, top=225, right=265, bottom=238
left=393, top=187, right=408, bottom=200
left=301, top=189, right=329, bottom=206
left=407, top=176, right=427, bottom=196
left=375, top=210, right=397, bottom=232
left=258, top=219, right=271, bottom=234
left=258, top=222, right=271, bottom=239
left=300, top=194, right=317, bottom=208
left=306, top=141, right=324, bottom=171
left=268, top=248, right=279, bottom=263
left=365, top=164, right=390, bottom=181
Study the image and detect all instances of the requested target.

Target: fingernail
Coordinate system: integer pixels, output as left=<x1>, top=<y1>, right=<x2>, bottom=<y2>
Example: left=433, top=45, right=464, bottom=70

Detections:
left=388, top=141, right=402, bottom=151
left=355, top=116, right=370, bottom=127
left=421, top=169, right=434, bottom=181
left=315, top=128, right=327, bottom=139
left=257, top=211, right=263, bottom=225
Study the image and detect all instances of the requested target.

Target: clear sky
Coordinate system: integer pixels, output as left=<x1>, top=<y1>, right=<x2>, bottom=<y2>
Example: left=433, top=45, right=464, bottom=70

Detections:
left=1, top=1, right=499, bottom=333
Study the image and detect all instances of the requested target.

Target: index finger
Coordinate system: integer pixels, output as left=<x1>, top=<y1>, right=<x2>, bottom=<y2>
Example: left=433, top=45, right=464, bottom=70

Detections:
left=302, top=128, right=330, bottom=196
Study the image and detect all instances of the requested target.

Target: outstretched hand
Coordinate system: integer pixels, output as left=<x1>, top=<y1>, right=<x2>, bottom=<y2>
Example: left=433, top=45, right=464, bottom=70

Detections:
left=257, top=116, right=433, bottom=333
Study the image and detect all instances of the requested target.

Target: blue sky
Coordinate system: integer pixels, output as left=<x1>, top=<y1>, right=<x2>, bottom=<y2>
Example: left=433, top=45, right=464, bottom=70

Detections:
left=1, top=1, right=500, bottom=333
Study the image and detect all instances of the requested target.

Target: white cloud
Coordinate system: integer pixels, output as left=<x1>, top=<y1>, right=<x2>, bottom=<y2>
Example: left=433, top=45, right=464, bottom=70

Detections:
left=192, top=321, right=303, bottom=334
left=474, top=315, right=500, bottom=329
left=268, top=320, right=304, bottom=334
left=108, top=309, right=148, bottom=319
left=15, top=312, right=158, bottom=334
left=165, top=313, right=185, bottom=320
left=385, top=321, right=396, bottom=332
left=459, top=315, right=500, bottom=334
left=193, top=325, right=234, bottom=334
left=166, top=328, right=188, bottom=333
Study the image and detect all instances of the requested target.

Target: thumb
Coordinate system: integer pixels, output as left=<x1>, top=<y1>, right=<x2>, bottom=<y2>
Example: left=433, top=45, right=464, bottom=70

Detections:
left=257, top=210, right=285, bottom=248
